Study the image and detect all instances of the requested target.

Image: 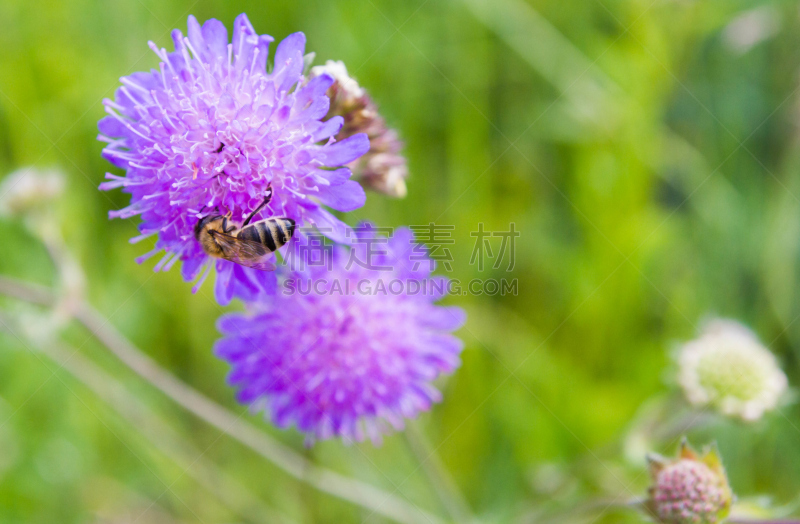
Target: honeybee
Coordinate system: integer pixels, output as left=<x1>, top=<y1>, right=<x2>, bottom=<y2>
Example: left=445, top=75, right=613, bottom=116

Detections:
left=195, top=189, right=295, bottom=271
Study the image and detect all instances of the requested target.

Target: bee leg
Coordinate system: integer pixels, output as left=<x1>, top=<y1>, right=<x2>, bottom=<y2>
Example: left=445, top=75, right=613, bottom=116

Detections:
left=243, top=189, right=273, bottom=227
left=264, top=186, right=273, bottom=206
left=220, top=209, right=235, bottom=233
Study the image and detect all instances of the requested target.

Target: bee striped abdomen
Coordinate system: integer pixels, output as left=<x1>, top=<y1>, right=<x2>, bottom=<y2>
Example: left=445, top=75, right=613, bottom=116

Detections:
left=258, top=221, right=277, bottom=251
left=236, top=218, right=295, bottom=252
left=273, top=219, right=289, bottom=245
left=238, top=222, right=264, bottom=245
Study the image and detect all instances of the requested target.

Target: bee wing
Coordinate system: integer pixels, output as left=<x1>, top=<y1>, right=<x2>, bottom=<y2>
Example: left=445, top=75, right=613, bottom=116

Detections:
left=210, top=230, right=277, bottom=271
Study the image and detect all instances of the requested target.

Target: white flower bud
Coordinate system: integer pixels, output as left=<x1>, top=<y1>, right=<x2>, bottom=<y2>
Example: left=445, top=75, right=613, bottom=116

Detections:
left=678, top=319, right=787, bottom=421
left=0, top=167, right=64, bottom=218
left=310, top=60, right=365, bottom=98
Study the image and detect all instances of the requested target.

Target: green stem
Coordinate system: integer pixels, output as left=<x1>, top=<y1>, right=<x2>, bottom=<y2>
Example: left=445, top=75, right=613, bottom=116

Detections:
left=404, top=423, right=474, bottom=523
left=36, top=337, right=295, bottom=524
left=0, top=275, right=444, bottom=524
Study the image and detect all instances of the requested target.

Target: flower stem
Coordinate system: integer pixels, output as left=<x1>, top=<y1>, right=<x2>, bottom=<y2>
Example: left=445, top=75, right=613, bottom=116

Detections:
left=0, top=276, right=443, bottom=524
left=404, top=423, right=474, bottom=523
left=32, top=336, right=294, bottom=524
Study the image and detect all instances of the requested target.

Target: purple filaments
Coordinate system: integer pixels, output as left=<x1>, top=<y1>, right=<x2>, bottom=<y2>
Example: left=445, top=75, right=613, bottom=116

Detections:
left=98, top=14, right=369, bottom=304
left=214, top=226, right=466, bottom=443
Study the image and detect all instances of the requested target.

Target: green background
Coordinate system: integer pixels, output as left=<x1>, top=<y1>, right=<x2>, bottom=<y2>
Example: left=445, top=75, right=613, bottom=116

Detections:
left=0, top=0, right=799, bottom=522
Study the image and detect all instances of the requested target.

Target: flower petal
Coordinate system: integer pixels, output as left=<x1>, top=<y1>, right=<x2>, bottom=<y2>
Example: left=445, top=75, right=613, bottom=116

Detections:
left=98, top=115, right=129, bottom=139
left=202, top=18, right=229, bottom=60
left=312, top=116, right=344, bottom=142
left=186, top=15, right=204, bottom=57
left=215, top=260, right=235, bottom=305
left=419, top=306, right=467, bottom=331
left=313, top=166, right=351, bottom=185
left=306, top=208, right=354, bottom=244
left=319, top=133, right=370, bottom=166
left=232, top=13, right=256, bottom=55
left=273, top=32, right=306, bottom=92
left=317, top=180, right=365, bottom=212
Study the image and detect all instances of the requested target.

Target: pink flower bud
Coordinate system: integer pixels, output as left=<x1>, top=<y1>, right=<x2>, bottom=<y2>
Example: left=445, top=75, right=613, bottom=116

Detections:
left=646, top=440, right=733, bottom=524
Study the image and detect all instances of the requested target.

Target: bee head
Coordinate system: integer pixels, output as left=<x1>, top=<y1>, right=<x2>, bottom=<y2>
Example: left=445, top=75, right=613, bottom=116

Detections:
left=194, top=214, right=222, bottom=239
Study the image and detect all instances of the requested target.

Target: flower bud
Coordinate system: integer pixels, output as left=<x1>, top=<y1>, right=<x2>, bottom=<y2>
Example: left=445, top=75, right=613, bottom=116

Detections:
left=0, top=167, right=64, bottom=218
left=646, top=440, right=733, bottom=524
left=310, top=60, right=409, bottom=198
left=678, top=319, right=787, bottom=421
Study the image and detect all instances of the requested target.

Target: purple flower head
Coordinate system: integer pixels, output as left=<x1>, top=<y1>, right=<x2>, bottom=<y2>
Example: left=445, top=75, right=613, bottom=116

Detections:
left=214, top=224, right=466, bottom=444
left=98, top=14, right=370, bottom=304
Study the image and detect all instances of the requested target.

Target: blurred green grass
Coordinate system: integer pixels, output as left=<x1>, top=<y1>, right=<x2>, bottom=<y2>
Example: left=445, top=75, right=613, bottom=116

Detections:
left=1, top=0, right=800, bottom=522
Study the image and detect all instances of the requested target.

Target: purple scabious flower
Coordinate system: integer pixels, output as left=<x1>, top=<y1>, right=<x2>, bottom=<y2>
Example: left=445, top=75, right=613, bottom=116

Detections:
left=98, top=14, right=370, bottom=304
left=214, top=225, right=466, bottom=443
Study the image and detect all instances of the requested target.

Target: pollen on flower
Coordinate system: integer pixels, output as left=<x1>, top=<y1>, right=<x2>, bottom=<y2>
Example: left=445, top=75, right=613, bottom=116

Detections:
left=677, top=319, right=787, bottom=422
left=309, top=60, right=409, bottom=198
left=98, top=14, right=370, bottom=304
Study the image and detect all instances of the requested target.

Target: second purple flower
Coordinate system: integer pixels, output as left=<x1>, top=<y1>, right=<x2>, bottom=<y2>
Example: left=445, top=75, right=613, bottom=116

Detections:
left=214, top=225, right=466, bottom=444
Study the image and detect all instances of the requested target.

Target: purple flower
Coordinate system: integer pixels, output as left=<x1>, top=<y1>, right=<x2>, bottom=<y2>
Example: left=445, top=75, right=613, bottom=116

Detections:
left=214, top=225, right=466, bottom=443
left=98, top=14, right=370, bottom=304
